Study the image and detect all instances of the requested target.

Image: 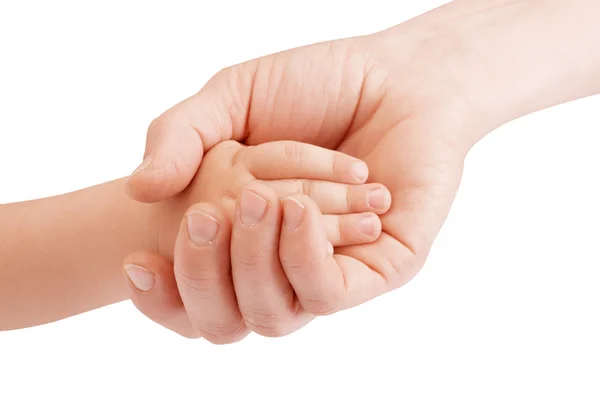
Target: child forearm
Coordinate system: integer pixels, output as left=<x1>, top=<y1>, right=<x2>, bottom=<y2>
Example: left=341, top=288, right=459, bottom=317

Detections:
left=0, top=178, right=156, bottom=330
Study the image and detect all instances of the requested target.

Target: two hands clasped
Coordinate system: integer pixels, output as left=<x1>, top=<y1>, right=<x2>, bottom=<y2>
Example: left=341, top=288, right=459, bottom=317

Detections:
left=1, top=0, right=598, bottom=341
left=120, top=0, right=600, bottom=342
left=125, top=141, right=392, bottom=341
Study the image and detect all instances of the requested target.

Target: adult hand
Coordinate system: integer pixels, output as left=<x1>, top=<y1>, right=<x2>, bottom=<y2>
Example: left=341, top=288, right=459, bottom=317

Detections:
left=124, top=0, right=600, bottom=340
left=124, top=183, right=379, bottom=341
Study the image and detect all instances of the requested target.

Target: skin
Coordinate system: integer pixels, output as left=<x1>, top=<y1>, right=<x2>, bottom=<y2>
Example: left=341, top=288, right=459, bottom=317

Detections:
left=0, top=142, right=385, bottom=331
left=124, top=0, right=600, bottom=342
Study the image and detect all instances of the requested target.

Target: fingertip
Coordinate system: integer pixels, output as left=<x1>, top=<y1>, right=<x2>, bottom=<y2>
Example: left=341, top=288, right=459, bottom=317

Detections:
left=123, top=251, right=197, bottom=337
left=278, top=194, right=346, bottom=314
left=131, top=155, right=154, bottom=177
left=123, top=251, right=166, bottom=273
left=333, top=153, right=369, bottom=185
left=281, top=193, right=324, bottom=230
left=367, top=184, right=392, bottom=214
left=183, top=202, right=231, bottom=247
left=122, top=251, right=173, bottom=294
left=242, top=180, right=279, bottom=201
left=281, top=193, right=327, bottom=244
left=175, top=203, right=233, bottom=279
left=283, top=192, right=310, bottom=205
left=235, top=181, right=281, bottom=227
left=360, top=212, right=382, bottom=241
left=124, top=168, right=177, bottom=204
left=282, top=196, right=306, bottom=230
left=125, top=174, right=156, bottom=203
left=123, top=264, right=156, bottom=292
left=122, top=251, right=182, bottom=314
left=127, top=115, right=205, bottom=203
left=175, top=202, right=246, bottom=344
left=349, top=161, right=369, bottom=184
left=126, top=156, right=201, bottom=203
left=283, top=193, right=321, bottom=215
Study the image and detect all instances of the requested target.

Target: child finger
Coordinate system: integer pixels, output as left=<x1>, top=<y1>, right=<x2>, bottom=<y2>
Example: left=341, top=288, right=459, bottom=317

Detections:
left=323, top=213, right=382, bottom=247
left=239, top=141, right=369, bottom=184
left=263, top=180, right=392, bottom=214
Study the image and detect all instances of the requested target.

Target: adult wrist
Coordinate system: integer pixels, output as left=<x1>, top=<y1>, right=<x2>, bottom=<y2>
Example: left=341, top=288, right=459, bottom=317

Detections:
left=379, top=0, right=600, bottom=145
left=443, top=0, right=600, bottom=134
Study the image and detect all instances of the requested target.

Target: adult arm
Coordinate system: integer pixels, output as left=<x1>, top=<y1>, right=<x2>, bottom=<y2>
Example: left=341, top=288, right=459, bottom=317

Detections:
left=125, top=0, right=600, bottom=341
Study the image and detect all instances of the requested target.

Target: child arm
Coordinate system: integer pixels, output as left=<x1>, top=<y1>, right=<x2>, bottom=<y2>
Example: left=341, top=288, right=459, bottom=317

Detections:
left=0, top=178, right=156, bottom=330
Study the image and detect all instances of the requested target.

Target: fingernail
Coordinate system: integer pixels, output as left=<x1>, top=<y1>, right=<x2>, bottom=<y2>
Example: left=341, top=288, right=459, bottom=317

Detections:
left=187, top=211, right=219, bottom=245
left=368, top=188, right=389, bottom=210
left=350, top=161, right=368, bottom=182
left=240, top=191, right=269, bottom=226
left=124, top=264, right=155, bottom=292
left=327, top=242, right=334, bottom=256
left=283, top=197, right=306, bottom=229
left=131, top=155, right=153, bottom=176
left=359, top=215, right=377, bottom=236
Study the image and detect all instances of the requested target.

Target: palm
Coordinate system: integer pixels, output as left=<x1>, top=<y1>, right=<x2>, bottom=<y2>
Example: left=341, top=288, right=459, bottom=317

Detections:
left=243, top=38, right=467, bottom=306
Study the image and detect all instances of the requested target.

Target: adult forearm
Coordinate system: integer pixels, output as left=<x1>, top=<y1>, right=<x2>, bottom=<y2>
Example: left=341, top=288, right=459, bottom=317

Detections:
left=463, top=0, right=600, bottom=126
left=0, top=179, right=156, bottom=330
left=390, top=0, right=600, bottom=137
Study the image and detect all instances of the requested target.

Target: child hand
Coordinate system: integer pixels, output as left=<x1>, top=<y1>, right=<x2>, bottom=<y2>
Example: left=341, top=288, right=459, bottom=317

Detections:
left=126, top=140, right=391, bottom=341
left=153, top=140, right=392, bottom=259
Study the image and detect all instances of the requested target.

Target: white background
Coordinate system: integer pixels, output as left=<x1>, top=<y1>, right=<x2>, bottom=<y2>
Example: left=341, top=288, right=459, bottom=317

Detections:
left=1, top=1, right=599, bottom=396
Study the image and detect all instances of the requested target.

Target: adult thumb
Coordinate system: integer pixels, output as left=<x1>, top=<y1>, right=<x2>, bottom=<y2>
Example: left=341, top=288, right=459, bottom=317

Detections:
left=126, top=65, right=256, bottom=203
left=123, top=251, right=197, bottom=338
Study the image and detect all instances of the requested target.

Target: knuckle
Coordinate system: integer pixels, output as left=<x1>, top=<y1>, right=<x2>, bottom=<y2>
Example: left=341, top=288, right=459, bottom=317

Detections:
left=301, top=296, right=340, bottom=316
left=213, top=65, right=233, bottom=81
left=166, top=157, right=188, bottom=179
left=345, top=185, right=353, bottom=211
left=232, top=250, right=267, bottom=270
left=143, top=306, right=182, bottom=326
left=213, top=64, right=246, bottom=95
left=204, top=142, right=245, bottom=178
left=283, top=142, right=304, bottom=168
left=337, top=216, right=351, bottom=241
left=231, top=144, right=250, bottom=166
left=222, top=182, right=238, bottom=202
left=147, top=114, right=169, bottom=135
left=179, top=330, right=203, bottom=339
left=330, top=152, right=339, bottom=176
left=243, top=309, right=291, bottom=338
left=211, top=140, right=243, bottom=160
left=301, top=179, right=313, bottom=197
left=382, top=249, right=423, bottom=289
left=198, top=319, right=248, bottom=345
left=213, top=140, right=236, bottom=152
left=290, top=180, right=304, bottom=195
left=280, top=254, right=323, bottom=273
left=174, top=268, right=215, bottom=299
left=298, top=284, right=345, bottom=316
